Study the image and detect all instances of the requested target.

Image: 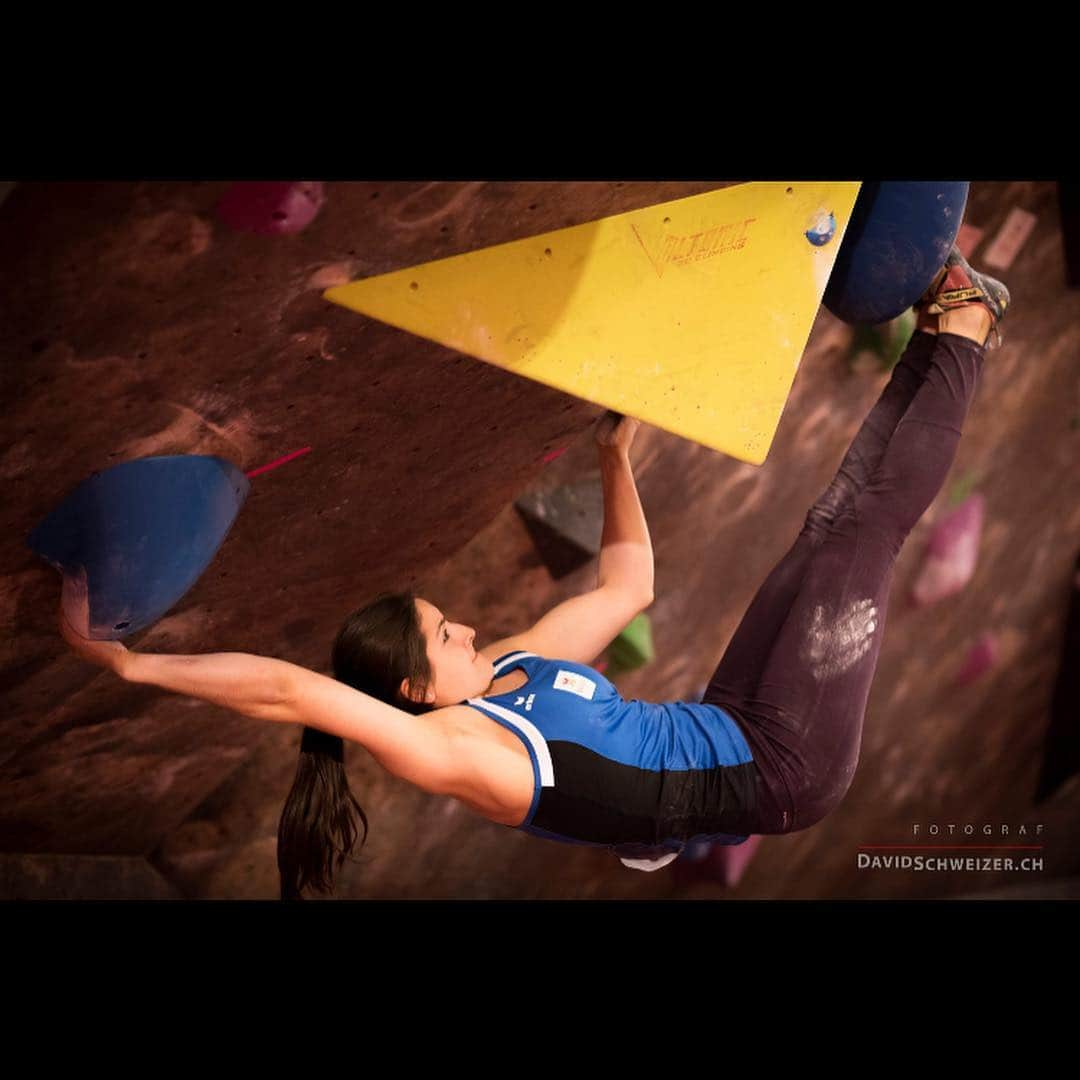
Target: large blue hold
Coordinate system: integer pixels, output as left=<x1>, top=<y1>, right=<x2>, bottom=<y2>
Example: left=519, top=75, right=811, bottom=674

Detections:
left=823, top=181, right=970, bottom=325
left=28, top=455, right=249, bottom=640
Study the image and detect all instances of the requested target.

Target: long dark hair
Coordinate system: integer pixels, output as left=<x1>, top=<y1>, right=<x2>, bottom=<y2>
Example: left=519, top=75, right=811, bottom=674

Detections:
left=276, top=590, right=436, bottom=900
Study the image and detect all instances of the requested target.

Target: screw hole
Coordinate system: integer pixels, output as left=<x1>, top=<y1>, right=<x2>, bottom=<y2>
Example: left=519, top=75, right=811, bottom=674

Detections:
left=114, top=621, right=130, bottom=631
left=410, top=281, right=419, bottom=290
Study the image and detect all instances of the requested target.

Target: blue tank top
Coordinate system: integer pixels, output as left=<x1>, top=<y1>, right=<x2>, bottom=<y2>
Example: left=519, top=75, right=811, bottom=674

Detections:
left=462, top=650, right=760, bottom=866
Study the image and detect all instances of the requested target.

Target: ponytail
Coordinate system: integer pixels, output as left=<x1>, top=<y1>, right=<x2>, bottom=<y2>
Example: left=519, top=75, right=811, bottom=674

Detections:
left=276, top=590, right=432, bottom=900
left=276, top=725, right=369, bottom=901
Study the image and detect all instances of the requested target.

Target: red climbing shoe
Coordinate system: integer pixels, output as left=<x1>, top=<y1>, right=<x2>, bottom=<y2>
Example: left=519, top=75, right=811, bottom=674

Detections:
left=917, top=245, right=1011, bottom=349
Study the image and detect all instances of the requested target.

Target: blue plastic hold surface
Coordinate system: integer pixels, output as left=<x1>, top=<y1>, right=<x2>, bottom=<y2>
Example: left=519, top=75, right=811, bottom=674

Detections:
left=824, top=181, right=970, bottom=325
left=27, top=455, right=250, bottom=640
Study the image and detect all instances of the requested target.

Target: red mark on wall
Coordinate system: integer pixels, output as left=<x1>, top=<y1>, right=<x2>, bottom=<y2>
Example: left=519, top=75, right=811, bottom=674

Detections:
left=246, top=447, right=313, bottom=479
left=631, top=217, right=757, bottom=279
left=542, top=447, right=568, bottom=465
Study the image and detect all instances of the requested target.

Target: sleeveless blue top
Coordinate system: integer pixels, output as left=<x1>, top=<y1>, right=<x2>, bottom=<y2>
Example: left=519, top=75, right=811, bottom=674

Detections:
left=462, top=650, right=760, bottom=866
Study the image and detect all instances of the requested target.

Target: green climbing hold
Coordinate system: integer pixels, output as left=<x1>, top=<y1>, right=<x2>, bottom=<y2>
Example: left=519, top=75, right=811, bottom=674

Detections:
left=605, top=612, right=655, bottom=677
left=846, top=309, right=918, bottom=374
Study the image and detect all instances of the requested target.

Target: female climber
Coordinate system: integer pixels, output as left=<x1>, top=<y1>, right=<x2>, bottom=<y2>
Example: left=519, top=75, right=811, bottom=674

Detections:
left=58, top=246, right=1010, bottom=900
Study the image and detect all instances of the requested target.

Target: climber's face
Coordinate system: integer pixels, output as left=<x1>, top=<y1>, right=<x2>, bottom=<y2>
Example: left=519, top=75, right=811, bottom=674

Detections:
left=403, top=597, right=494, bottom=707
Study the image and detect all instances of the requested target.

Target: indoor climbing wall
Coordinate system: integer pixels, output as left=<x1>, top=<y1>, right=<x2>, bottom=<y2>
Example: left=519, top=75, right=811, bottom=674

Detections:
left=2, top=180, right=1078, bottom=900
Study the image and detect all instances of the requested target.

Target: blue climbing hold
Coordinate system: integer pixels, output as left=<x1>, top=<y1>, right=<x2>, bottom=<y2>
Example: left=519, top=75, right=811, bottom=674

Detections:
left=805, top=210, right=837, bottom=247
left=28, top=455, right=250, bottom=639
left=824, top=181, right=970, bottom=325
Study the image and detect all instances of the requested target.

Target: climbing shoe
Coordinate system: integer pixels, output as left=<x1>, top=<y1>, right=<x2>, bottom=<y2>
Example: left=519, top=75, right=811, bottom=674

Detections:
left=917, top=245, right=1011, bottom=348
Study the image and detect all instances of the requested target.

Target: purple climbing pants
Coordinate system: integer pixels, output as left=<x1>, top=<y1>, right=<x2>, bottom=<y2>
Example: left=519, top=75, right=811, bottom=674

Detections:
left=702, top=330, right=987, bottom=833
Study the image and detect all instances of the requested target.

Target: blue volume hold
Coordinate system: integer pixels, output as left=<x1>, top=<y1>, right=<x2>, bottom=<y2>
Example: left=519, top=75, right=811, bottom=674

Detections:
left=824, top=181, right=970, bottom=325
left=28, top=455, right=250, bottom=639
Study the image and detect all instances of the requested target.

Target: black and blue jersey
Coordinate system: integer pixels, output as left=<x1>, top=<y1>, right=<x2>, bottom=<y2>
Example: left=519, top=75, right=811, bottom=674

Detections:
left=463, top=650, right=761, bottom=867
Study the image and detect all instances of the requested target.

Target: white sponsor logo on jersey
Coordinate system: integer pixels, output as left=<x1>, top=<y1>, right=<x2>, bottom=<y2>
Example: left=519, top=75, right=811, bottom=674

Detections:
left=552, top=670, right=596, bottom=700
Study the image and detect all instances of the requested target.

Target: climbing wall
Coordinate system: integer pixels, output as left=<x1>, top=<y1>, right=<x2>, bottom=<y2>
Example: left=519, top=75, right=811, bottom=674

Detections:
left=2, top=181, right=1078, bottom=900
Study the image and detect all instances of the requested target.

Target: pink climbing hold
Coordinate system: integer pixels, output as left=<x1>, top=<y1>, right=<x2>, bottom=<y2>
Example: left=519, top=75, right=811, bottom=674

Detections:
left=955, top=631, right=999, bottom=686
left=713, top=834, right=761, bottom=887
left=912, top=494, right=985, bottom=607
left=216, top=181, right=325, bottom=236
left=673, top=834, right=762, bottom=887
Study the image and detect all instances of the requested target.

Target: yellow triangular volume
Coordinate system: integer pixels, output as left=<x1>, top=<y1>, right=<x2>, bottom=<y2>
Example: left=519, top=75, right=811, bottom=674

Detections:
left=325, top=181, right=861, bottom=463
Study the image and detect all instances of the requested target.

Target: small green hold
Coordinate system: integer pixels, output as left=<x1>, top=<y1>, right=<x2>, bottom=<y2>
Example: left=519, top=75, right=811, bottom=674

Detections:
left=947, top=470, right=981, bottom=507
left=846, top=309, right=918, bottom=374
left=604, top=612, right=655, bottom=677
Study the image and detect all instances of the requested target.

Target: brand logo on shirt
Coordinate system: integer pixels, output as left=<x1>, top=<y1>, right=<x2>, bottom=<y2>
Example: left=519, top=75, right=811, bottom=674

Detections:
left=513, top=693, right=536, bottom=711
left=553, top=670, right=596, bottom=700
